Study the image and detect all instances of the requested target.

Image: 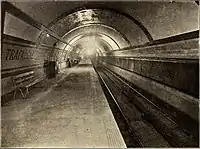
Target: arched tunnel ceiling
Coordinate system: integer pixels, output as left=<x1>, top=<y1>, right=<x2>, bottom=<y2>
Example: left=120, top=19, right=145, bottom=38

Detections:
left=45, top=9, right=150, bottom=46
left=11, top=1, right=198, bottom=41
left=66, top=35, right=113, bottom=58
left=57, top=24, right=130, bottom=50
left=64, top=32, right=119, bottom=52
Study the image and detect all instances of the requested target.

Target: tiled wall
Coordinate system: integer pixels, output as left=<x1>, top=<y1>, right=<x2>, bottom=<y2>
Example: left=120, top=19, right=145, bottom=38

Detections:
left=1, top=35, right=67, bottom=95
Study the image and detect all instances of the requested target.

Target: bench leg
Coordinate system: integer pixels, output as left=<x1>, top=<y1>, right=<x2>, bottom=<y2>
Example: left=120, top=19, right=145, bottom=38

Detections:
left=13, top=88, right=25, bottom=99
left=13, top=89, right=17, bottom=99
left=25, top=87, right=29, bottom=98
left=19, top=88, right=25, bottom=98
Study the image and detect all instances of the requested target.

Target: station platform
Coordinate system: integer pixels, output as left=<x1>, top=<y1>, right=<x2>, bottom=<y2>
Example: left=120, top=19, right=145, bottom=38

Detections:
left=1, top=59, right=126, bottom=148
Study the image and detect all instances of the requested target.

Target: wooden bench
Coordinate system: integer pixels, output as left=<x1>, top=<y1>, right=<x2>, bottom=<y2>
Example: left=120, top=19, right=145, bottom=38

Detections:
left=12, top=71, right=41, bottom=98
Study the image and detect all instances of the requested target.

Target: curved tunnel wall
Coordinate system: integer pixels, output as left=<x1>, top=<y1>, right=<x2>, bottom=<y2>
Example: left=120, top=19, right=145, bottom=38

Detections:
left=1, top=1, right=199, bottom=147
left=1, top=1, right=199, bottom=102
left=60, top=24, right=130, bottom=49
left=10, top=1, right=198, bottom=40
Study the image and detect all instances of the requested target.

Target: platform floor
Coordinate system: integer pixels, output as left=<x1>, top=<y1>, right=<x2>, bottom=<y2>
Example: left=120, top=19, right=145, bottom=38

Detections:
left=1, top=59, right=126, bottom=148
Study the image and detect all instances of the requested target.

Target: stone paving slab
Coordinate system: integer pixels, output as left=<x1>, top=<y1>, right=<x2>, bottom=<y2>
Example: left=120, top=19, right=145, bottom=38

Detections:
left=1, top=59, right=126, bottom=148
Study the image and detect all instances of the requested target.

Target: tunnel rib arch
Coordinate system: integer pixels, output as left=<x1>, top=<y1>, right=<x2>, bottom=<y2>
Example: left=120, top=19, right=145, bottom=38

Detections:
left=61, top=23, right=131, bottom=46
left=61, top=24, right=128, bottom=49
left=45, top=7, right=153, bottom=42
left=48, top=22, right=131, bottom=60
left=66, top=33, right=120, bottom=50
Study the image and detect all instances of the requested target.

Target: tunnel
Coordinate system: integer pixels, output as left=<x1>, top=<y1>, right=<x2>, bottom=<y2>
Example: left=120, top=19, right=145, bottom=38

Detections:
left=1, top=0, right=199, bottom=147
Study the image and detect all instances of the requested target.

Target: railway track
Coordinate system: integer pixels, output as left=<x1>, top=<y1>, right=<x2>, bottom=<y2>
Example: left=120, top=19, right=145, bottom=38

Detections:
left=94, top=65, right=199, bottom=147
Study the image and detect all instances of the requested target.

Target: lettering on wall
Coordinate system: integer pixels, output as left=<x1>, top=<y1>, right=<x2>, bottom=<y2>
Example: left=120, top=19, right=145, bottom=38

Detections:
left=5, top=49, right=35, bottom=60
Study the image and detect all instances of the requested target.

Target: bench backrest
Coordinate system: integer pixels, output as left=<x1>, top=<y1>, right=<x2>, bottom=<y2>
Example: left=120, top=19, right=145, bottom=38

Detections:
left=12, top=71, right=35, bottom=87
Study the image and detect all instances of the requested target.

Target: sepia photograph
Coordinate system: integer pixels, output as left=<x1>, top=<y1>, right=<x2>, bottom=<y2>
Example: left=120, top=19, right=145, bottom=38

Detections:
left=1, top=0, right=199, bottom=148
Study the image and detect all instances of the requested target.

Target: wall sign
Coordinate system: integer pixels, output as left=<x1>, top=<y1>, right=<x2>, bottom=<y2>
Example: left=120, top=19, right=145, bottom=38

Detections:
left=5, top=48, right=35, bottom=60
